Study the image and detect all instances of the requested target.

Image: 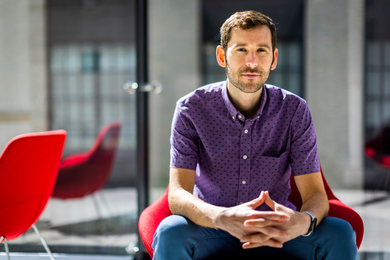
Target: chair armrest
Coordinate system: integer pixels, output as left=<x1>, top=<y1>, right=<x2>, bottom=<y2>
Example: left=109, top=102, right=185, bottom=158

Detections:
left=328, top=199, right=364, bottom=249
left=138, top=187, right=172, bottom=258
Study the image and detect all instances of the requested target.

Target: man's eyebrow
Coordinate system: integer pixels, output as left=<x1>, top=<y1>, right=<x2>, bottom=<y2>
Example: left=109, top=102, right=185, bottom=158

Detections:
left=233, top=43, right=271, bottom=48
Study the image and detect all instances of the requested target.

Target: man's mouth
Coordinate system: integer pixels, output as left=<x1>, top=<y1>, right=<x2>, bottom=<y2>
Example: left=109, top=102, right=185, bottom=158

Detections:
left=241, top=73, right=260, bottom=79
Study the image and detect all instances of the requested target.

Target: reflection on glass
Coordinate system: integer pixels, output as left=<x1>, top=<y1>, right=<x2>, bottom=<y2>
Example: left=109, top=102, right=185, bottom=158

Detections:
left=4, top=0, right=139, bottom=254
left=46, top=42, right=138, bottom=254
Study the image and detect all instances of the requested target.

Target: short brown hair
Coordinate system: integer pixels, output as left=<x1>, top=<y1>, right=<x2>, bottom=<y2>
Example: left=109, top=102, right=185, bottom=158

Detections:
left=220, top=11, right=277, bottom=52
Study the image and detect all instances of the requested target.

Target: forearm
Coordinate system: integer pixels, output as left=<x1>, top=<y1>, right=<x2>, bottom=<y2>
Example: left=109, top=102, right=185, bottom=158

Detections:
left=168, top=186, right=224, bottom=229
left=168, top=167, right=225, bottom=229
left=300, top=191, right=329, bottom=225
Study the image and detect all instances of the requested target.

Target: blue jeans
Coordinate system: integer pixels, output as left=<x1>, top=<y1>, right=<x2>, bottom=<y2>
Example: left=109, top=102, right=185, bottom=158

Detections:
left=152, top=215, right=359, bottom=260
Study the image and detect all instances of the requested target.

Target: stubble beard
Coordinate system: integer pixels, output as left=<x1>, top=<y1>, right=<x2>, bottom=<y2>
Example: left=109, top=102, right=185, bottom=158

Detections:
left=225, top=59, right=271, bottom=94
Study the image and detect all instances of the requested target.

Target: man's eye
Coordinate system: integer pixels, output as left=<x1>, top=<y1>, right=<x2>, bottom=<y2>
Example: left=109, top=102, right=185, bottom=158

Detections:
left=258, top=48, right=266, bottom=52
left=237, top=48, right=246, bottom=52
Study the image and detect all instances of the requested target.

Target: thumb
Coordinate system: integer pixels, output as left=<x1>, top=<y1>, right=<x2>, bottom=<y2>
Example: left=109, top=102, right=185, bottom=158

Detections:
left=247, top=191, right=266, bottom=209
left=264, top=191, right=276, bottom=210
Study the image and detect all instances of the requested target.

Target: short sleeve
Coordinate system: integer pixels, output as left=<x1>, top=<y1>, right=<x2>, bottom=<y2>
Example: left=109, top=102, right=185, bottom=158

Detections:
left=289, top=101, right=321, bottom=176
left=169, top=101, right=199, bottom=170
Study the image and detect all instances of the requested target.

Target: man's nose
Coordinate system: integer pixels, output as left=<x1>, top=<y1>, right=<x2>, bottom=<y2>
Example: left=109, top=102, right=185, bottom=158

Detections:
left=246, top=52, right=258, bottom=68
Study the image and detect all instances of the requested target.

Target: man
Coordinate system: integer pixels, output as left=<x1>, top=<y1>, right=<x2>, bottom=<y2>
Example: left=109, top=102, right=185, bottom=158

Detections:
left=152, top=11, right=358, bottom=259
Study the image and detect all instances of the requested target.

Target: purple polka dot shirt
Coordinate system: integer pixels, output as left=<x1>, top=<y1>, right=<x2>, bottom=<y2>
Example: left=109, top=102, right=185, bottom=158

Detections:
left=170, top=81, right=320, bottom=211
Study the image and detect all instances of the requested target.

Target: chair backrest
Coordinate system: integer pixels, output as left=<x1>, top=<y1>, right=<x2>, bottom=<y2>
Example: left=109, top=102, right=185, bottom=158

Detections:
left=53, top=122, right=121, bottom=198
left=87, top=121, right=121, bottom=160
left=0, top=130, right=66, bottom=240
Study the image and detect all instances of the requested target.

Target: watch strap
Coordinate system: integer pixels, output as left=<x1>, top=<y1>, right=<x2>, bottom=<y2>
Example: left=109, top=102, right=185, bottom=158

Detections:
left=302, top=211, right=317, bottom=237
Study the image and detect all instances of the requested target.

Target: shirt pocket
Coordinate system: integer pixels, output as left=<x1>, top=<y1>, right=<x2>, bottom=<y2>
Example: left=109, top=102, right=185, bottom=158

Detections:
left=250, top=151, right=290, bottom=192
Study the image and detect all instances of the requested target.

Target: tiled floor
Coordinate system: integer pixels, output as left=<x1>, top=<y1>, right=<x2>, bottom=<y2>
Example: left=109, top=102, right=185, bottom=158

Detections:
left=3, top=188, right=390, bottom=259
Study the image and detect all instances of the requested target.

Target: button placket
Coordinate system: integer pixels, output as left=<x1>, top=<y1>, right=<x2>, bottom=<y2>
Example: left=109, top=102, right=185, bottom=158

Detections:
left=237, top=120, right=253, bottom=204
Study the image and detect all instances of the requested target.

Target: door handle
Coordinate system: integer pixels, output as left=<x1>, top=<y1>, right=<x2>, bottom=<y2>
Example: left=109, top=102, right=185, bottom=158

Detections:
left=123, top=80, right=163, bottom=95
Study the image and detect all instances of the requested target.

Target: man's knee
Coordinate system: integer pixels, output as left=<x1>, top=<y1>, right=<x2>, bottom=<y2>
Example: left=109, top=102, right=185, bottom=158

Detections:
left=311, top=217, right=358, bottom=259
left=153, top=215, right=196, bottom=248
left=155, top=215, right=193, bottom=238
left=318, top=217, right=356, bottom=245
left=152, top=215, right=199, bottom=259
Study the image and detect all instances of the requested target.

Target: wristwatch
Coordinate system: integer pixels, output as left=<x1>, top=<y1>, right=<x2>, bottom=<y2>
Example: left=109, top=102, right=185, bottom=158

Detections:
left=302, top=211, right=317, bottom=236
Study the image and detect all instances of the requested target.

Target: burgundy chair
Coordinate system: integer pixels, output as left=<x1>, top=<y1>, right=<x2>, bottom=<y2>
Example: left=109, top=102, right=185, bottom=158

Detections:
left=138, top=166, right=364, bottom=258
left=0, top=130, right=67, bottom=259
left=52, top=122, right=121, bottom=209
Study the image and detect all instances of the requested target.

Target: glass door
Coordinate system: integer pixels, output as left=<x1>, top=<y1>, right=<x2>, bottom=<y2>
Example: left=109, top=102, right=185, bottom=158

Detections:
left=5, top=0, right=141, bottom=255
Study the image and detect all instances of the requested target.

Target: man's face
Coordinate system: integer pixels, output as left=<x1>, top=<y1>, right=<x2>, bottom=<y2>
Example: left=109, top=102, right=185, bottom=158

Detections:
left=217, top=25, right=278, bottom=94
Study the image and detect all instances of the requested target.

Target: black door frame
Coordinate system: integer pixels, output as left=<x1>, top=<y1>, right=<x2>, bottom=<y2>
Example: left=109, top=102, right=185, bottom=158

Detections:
left=135, top=0, right=149, bottom=251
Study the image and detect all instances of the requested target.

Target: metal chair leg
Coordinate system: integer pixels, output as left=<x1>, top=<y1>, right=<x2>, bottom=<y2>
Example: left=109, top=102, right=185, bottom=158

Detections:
left=92, top=194, right=104, bottom=220
left=1, top=236, right=10, bottom=260
left=98, top=190, right=113, bottom=216
left=32, top=225, right=55, bottom=260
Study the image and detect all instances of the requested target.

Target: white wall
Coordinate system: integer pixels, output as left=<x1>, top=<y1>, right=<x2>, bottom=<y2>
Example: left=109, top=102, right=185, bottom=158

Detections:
left=148, top=0, right=201, bottom=188
left=0, top=0, right=47, bottom=151
left=306, top=0, right=364, bottom=188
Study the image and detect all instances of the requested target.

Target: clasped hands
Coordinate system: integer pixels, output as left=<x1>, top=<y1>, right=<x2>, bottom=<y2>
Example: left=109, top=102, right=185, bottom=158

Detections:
left=215, top=191, right=310, bottom=249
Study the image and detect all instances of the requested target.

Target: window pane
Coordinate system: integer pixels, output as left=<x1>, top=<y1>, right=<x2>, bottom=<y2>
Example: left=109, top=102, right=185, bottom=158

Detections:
left=366, top=100, right=381, bottom=128
left=384, top=101, right=390, bottom=122
left=367, top=41, right=381, bottom=66
left=288, top=42, right=301, bottom=67
left=367, top=72, right=381, bottom=96
left=289, top=73, right=301, bottom=95
left=385, top=72, right=390, bottom=96
left=385, top=41, right=390, bottom=66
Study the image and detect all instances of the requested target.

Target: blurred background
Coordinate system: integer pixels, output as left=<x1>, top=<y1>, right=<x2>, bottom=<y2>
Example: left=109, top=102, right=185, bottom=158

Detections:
left=0, top=0, right=389, bottom=258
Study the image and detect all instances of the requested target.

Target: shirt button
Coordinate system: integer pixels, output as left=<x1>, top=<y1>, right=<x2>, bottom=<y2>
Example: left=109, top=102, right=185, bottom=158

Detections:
left=244, top=129, right=249, bottom=134
left=232, top=116, right=235, bottom=120
left=242, top=180, right=246, bottom=185
left=238, top=115, right=242, bottom=119
left=243, top=155, right=248, bottom=160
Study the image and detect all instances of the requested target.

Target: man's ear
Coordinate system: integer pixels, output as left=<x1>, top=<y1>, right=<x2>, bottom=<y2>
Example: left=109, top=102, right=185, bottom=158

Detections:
left=216, top=45, right=226, bottom=68
left=271, top=48, right=278, bottom=71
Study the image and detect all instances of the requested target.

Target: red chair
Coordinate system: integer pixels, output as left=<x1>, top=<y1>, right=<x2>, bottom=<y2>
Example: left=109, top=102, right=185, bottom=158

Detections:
left=365, top=124, right=390, bottom=169
left=52, top=122, right=120, bottom=215
left=365, top=125, right=390, bottom=191
left=0, top=130, right=66, bottom=259
left=138, top=167, right=364, bottom=258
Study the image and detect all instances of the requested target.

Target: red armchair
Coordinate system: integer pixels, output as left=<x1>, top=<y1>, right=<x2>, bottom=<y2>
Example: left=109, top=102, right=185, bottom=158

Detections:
left=0, top=130, right=66, bottom=259
left=52, top=122, right=121, bottom=200
left=138, top=167, right=364, bottom=258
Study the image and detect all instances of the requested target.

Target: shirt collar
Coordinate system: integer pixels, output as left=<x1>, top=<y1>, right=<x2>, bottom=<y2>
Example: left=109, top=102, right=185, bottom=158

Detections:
left=222, top=80, right=268, bottom=121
